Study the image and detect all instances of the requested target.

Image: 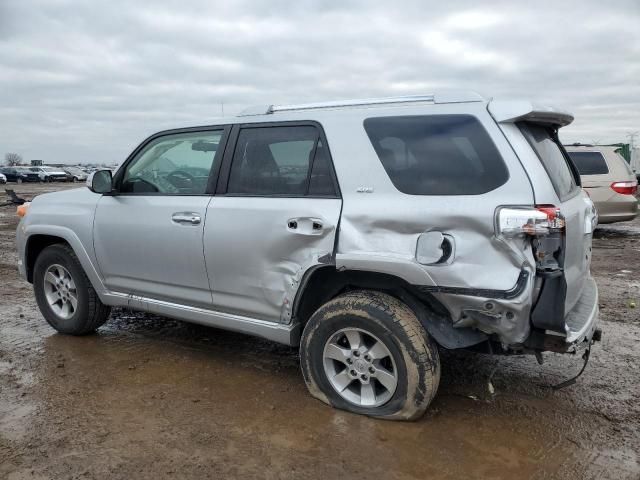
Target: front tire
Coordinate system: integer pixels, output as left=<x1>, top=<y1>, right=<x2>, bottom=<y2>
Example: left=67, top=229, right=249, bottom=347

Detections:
left=33, top=244, right=111, bottom=335
left=300, top=291, right=440, bottom=421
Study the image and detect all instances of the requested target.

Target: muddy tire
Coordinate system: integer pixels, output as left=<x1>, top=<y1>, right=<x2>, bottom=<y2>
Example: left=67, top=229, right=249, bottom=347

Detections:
left=33, top=244, right=111, bottom=335
left=300, top=291, right=440, bottom=421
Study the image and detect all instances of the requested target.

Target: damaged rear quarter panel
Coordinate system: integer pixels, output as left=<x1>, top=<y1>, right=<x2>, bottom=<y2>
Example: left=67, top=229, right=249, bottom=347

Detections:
left=318, top=103, right=538, bottom=344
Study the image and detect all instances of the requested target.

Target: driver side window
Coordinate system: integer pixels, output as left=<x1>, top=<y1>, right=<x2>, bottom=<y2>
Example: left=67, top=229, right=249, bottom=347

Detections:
left=120, top=130, right=223, bottom=194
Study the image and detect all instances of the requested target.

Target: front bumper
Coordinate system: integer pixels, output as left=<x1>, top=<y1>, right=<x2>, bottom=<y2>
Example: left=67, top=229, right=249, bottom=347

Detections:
left=16, top=219, right=27, bottom=281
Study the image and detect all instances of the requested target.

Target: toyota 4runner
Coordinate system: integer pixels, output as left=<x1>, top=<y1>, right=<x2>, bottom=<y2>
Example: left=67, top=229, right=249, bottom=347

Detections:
left=16, top=92, right=601, bottom=420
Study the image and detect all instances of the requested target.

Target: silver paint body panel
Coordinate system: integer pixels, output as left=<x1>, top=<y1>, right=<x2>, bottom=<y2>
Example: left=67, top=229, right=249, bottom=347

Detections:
left=203, top=196, right=341, bottom=323
left=93, top=195, right=213, bottom=308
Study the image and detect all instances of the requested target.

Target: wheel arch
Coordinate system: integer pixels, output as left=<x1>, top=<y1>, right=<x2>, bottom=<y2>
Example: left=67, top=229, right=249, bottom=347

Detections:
left=292, top=266, right=488, bottom=349
left=25, top=234, right=70, bottom=282
left=23, top=226, right=108, bottom=301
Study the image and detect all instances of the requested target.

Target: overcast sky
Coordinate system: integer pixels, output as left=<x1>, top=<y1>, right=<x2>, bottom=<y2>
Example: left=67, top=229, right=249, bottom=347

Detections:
left=1, top=0, right=639, bottom=165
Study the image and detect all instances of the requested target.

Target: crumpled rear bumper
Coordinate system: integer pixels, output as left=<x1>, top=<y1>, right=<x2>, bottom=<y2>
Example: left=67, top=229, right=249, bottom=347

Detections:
left=525, top=276, right=600, bottom=353
left=564, top=276, right=599, bottom=345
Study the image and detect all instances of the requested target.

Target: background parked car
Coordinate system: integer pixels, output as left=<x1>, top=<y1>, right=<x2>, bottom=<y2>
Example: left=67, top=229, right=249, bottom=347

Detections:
left=566, top=144, right=638, bottom=224
left=62, top=166, right=88, bottom=182
left=14, top=167, right=41, bottom=182
left=0, top=172, right=6, bottom=184
left=29, top=166, right=69, bottom=182
left=0, top=167, right=28, bottom=183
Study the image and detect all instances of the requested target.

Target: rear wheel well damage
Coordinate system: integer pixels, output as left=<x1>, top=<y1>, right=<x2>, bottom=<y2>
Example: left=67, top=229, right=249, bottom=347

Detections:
left=292, top=267, right=488, bottom=349
left=25, top=235, right=70, bottom=283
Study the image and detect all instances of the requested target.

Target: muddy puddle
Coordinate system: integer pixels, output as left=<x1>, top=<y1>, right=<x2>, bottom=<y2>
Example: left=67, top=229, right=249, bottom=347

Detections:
left=1, top=184, right=639, bottom=479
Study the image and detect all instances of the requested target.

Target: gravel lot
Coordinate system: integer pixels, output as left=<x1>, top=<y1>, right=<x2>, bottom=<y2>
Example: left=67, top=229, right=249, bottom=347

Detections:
left=1, top=182, right=639, bottom=479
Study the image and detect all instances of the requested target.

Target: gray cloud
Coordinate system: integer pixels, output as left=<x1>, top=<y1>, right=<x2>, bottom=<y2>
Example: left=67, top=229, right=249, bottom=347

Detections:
left=1, top=0, right=638, bottom=164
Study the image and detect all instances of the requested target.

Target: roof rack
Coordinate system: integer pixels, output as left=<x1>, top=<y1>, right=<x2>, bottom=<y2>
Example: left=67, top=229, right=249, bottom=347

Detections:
left=238, top=91, right=484, bottom=116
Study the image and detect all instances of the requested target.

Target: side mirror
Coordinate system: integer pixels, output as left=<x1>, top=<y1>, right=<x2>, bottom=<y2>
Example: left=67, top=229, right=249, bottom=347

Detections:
left=87, top=169, right=113, bottom=194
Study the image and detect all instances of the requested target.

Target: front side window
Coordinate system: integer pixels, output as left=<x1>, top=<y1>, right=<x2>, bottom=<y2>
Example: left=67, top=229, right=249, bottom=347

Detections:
left=364, top=115, right=509, bottom=195
left=566, top=151, right=609, bottom=175
left=226, top=125, right=336, bottom=196
left=120, top=131, right=223, bottom=194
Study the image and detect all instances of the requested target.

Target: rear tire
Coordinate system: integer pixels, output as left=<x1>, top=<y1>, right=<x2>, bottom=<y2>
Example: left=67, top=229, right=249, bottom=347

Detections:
left=33, top=244, right=111, bottom=335
left=300, top=291, right=440, bottom=421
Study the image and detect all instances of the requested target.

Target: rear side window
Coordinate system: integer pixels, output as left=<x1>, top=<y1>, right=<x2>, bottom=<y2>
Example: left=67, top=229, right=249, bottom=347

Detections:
left=519, top=124, right=578, bottom=199
left=227, top=126, right=337, bottom=196
left=363, top=115, right=508, bottom=195
left=567, top=151, right=609, bottom=175
left=616, top=152, right=635, bottom=176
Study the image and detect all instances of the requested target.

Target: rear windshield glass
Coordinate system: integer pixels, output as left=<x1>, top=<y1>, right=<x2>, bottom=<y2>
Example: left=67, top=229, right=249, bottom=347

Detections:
left=567, top=151, right=609, bottom=175
left=363, top=115, right=509, bottom=195
left=519, top=124, right=578, bottom=198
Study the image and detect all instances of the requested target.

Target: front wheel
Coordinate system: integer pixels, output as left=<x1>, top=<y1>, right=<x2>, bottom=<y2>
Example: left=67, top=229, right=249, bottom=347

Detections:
left=300, top=291, right=440, bottom=421
left=33, top=244, right=111, bottom=335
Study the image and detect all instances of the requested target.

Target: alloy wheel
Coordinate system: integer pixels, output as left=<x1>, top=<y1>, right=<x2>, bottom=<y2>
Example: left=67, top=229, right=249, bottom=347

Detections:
left=322, top=327, right=398, bottom=407
left=43, top=264, right=78, bottom=320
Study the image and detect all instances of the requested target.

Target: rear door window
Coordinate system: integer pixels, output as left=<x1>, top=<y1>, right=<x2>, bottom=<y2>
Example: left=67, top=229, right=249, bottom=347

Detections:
left=519, top=123, right=578, bottom=199
left=566, top=151, right=609, bottom=175
left=363, top=115, right=509, bottom=195
left=226, top=125, right=337, bottom=197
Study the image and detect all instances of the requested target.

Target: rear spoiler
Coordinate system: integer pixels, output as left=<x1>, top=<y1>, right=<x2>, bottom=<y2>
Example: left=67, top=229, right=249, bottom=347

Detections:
left=488, top=100, right=574, bottom=127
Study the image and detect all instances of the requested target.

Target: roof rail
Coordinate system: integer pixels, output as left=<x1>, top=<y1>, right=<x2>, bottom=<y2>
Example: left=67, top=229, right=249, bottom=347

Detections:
left=238, top=91, right=484, bottom=116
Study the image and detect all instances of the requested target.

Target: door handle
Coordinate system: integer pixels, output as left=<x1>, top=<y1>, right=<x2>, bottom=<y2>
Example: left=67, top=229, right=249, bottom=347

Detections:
left=172, top=212, right=201, bottom=225
left=286, top=217, right=328, bottom=235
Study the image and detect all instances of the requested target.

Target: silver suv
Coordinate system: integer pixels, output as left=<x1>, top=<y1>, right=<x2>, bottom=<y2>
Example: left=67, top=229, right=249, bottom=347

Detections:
left=16, top=92, right=601, bottom=420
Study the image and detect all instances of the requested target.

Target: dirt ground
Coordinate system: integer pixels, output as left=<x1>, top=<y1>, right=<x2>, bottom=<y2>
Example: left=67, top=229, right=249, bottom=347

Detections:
left=1, top=182, right=639, bottom=479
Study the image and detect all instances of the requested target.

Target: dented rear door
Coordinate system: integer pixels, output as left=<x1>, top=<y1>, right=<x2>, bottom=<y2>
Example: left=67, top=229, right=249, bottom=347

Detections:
left=203, top=122, right=341, bottom=323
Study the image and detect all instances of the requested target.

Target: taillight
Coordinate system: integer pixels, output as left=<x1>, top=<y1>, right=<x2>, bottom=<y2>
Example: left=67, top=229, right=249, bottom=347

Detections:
left=497, top=205, right=565, bottom=237
left=611, top=181, right=638, bottom=195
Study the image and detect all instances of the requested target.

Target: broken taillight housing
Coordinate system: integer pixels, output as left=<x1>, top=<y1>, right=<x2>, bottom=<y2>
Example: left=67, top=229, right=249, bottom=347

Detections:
left=497, top=205, right=565, bottom=237
left=610, top=181, right=638, bottom=195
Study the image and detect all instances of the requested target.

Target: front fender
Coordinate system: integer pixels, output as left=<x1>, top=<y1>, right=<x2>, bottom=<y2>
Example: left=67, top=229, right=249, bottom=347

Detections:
left=21, top=224, right=109, bottom=301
